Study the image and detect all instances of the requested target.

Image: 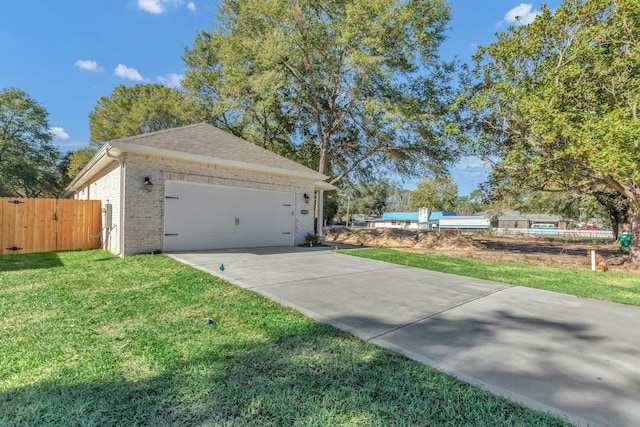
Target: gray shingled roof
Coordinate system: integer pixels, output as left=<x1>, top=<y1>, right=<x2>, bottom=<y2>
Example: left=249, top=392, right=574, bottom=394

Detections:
left=498, top=209, right=563, bottom=222
left=497, top=209, right=527, bottom=220
left=112, top=123, right=325, bottom=178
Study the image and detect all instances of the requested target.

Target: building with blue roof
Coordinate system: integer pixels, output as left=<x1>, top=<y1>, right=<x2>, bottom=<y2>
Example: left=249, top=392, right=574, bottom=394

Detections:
left=381, top=212, right=419, bottom=221
left=371, top=209, right=457, bottom=229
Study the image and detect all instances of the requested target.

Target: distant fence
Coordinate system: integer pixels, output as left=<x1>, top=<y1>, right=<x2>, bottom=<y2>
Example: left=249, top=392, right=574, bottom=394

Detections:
left=493, top=227, right=615, bottom=240
left=0, top=198, right=101, bottom=255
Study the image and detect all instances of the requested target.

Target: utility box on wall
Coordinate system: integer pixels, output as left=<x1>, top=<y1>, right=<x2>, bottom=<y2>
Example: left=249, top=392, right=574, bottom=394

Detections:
left=103, top=204, right=112, bottom=230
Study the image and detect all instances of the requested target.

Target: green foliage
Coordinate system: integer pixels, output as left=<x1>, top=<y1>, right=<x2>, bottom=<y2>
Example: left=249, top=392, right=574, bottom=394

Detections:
left=464, top=0, right=640, bottom=261
left=385, top=186, right=412, bottom=212
left=335, top=179, right=394, bottom=221
left=410, top=176, right=458, bottom=211
left=183, top=0, right=458, bottom=183
left=323, top=190, right=339, bottom=223
left=304, top=232, right=322, bottom=245
left=455, top=189, right=488, bottom=215
left=592, top=189, right=629, bottom=237
left=66, top=147, right=97, bottom=179
left=0, top=87, right=64, bottom=197
left=512, top=191, right=581, bottom=218
left=510, top=188, right=628, bottom=230
left=89, top=84, right=206, bottom=143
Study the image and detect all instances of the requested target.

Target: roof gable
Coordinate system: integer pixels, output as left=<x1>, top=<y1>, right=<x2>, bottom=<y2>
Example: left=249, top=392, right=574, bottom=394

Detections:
left=498, top=209, right=527, bottom=220
left=64, top=124, right=331, bottom=196
left=111, top=123, right=324, bottom=179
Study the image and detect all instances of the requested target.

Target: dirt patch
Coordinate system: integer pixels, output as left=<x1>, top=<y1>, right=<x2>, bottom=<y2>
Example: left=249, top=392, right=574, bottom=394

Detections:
left=437, top=236, right=634, bottom=273
left=324, top=227, right=416, bottom=248
left=324, top=227, right=637, bottom=273
left=414, top=232, right=485, bottom=251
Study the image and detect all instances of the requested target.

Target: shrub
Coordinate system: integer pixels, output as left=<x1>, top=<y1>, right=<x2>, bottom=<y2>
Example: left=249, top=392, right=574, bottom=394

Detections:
left=305, top=232, right=322, bottom=246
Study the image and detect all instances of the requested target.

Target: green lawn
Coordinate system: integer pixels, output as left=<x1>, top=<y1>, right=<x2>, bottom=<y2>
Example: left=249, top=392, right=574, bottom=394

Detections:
left=0, top=250, right=570, bottom=426
left=344, top=249, right=640, bottom=307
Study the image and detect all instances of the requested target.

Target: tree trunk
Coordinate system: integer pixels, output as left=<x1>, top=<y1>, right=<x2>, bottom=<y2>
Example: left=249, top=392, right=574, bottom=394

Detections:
left=318, top=138, right=330, bottom=177
left=612, top=219, right=619, bottom=242
left=629, top=203, right=640, bottom=265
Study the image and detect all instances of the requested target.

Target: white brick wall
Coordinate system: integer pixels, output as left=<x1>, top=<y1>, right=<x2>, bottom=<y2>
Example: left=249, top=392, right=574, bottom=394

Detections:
left=108, top=153, right=319, bottom=255
left=72, top=161, right=121, bottom=254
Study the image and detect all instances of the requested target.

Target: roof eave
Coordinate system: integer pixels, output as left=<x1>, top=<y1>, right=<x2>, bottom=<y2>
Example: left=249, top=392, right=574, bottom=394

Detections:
left=62, top=144, right=117, bottom=197
left=315, top=180, right=336, bottom=191
left=110, top=141, right=329, bottom=182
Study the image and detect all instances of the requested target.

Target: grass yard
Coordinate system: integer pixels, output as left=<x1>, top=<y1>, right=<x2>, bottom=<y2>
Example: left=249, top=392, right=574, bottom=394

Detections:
left=0, top=250, right=570, bottom=426
left=345, top=249, right=640, bottom=307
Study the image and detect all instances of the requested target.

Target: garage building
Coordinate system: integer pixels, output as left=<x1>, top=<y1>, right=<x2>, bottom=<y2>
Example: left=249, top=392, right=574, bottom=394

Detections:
left=64, top=123, right=333, bottom=256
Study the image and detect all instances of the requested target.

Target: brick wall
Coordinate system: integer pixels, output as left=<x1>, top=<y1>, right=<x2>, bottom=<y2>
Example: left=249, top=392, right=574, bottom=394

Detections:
left=120, top=153, right=317, bottom=256
left=72, top=161, right=121, bottom=254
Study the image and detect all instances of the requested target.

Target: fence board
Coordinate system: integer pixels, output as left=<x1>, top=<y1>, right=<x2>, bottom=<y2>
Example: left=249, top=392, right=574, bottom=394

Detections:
left=57, top=199, right=73, bottom=251
left=0, top=198, right=101, bottom=255
left=0, top=200, right=8, bottom=252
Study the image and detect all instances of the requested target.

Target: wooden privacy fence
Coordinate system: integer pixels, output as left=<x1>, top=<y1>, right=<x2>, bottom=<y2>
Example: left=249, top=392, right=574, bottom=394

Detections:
left=0, top=198, right=101, bottom=255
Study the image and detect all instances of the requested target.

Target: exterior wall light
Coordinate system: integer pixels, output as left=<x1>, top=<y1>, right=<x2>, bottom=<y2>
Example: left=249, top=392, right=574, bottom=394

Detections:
left=304, top=193, right=310, bottom=204
left=143, top=177, right=153, bottom=192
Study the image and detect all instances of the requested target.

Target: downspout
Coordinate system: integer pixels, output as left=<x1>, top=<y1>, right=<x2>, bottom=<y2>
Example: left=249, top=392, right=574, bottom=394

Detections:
left=105, top=147, right=125, bottom=257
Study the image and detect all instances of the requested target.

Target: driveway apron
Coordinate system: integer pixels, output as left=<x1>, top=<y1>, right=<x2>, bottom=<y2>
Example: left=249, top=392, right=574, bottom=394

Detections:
left=169, top=247, right=640, bottom=427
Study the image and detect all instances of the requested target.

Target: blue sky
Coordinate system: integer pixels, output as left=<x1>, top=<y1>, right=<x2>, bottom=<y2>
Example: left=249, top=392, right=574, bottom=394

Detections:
left=1, top=1, right=560, bottom=195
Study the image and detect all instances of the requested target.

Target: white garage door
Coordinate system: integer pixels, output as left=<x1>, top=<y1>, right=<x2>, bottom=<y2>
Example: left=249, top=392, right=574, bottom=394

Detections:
left=164, top=181, right=295, bottom=251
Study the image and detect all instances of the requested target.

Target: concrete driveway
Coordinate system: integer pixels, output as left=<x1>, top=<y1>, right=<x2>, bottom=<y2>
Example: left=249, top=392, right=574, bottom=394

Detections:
left=169, top=246, right=640, bottom=427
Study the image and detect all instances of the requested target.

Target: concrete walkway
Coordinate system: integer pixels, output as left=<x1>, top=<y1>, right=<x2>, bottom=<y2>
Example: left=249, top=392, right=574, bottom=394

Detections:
left=169, top=246, right=640, bottom=427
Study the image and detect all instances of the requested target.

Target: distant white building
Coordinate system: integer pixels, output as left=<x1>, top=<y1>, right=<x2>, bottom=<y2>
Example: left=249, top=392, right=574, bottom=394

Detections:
left=438, top=214, right=491, bottom=230
left=369, top=208, right=457, bottom=230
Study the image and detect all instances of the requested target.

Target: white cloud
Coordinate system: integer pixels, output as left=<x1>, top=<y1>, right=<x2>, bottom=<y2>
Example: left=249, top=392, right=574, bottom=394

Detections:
left=137, top=0, right=164, bottom=14
left=50, top=127, right=70, bottom=141
left=74, top=59, right=102, bottom=72
left=501, top=3, right=541, bottom=26
left=137, top=0, right=186, bottom=14
left=454, top=157, right=491, bottom=179
left=450, top=156, right=492, bottom=195
left=157, top=73, right=184, bottom=88
left=115, top=64, right=144, bottom=81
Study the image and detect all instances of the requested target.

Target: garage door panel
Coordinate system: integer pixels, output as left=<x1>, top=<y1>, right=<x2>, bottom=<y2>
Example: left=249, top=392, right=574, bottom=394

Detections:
left=164, top=182, right=294, bottom=251
left=168, top=228, right=237, bottom=251
left=236, top=230, right=291, bottom=248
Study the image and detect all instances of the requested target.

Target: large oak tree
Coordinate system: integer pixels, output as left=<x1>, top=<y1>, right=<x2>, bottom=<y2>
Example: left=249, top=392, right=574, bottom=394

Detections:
left=0, top=87, right=64, bottom=197
left=182, top=0, right=458, bottom=184
left=89, top=84, right=206, bottom=144
left=410, top=176, right=458, bottom=211
left=464, top=0, right=640, bottom=262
